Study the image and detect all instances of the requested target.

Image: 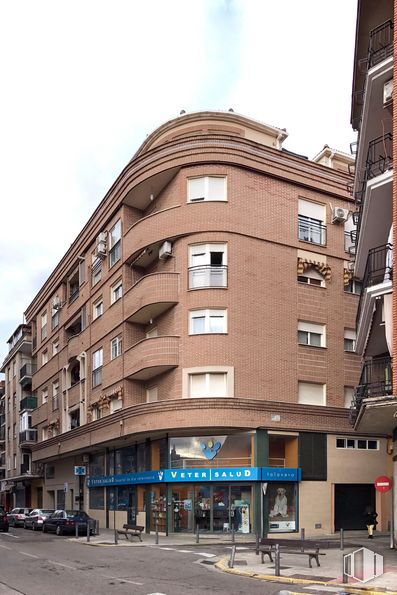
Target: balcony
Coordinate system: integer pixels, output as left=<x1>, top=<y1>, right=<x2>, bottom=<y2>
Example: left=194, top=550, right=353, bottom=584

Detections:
left=20, top=396, right=38, bottom=411
left=19, top=363, right=36, bottom=387
left=368, top=20, right=394, bottom=69
left=188, top=265, right=228, bottom=289
left=0, top=427, right=5, bottom=442
left=20, top=463, right=31, bottom=475
left=350, top=356, right=393, bottom=424
left=125, top=336, right=179, bottom=380
left=356, top=243, right=393, bottom=328
left=19, top=429, right=37, bottom=445
left=298, top=216, right=326, bottom=246
left=125, top=273, right=179, bottom=324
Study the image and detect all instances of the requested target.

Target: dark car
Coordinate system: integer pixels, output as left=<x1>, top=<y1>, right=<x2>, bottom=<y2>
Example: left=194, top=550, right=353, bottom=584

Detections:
left=7, top=507, right=33, bottom=528
left=43, top=510, right=94, bottom=536
left=0, top=508, right=9, bottom=532
left=24, top=509, right=55, bottom=530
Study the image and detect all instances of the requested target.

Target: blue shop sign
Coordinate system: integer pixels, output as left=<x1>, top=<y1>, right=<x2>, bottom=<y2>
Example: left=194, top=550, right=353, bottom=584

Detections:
left=261, top=467, right=301, bottom=482
left=164, top=467, right=261, bottom=483
left=87, top=470, right=163, bottom=488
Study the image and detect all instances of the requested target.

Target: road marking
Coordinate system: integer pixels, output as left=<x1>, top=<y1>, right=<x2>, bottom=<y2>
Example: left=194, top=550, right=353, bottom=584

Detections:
left=19, top=551, right=39, bottom=558
left=1, top=533, right=19, bottom=538
left=196, top=552, right=216, bottom=558
left=303, top=587, right=344, bottom=593
left=48, top=560, right=76, bottom=570
left=158, top=547, right=174, bottom=550
left=101, top=575, right=143, bottom=585
left=146, top=593, right=167, bottom=595
left=0, top=544, right=12, bottom=550
left=176, top=549, right=193, bottom=553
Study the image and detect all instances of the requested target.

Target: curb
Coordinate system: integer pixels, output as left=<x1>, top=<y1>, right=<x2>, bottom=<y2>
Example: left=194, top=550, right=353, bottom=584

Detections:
left=215, top=558, right=397, bottom=595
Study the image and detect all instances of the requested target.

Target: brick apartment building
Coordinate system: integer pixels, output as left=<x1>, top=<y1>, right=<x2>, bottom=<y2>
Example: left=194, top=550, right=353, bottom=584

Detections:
left=0, top=110, right=391, bottom=535
left=349, top=0, right=396, bottom=542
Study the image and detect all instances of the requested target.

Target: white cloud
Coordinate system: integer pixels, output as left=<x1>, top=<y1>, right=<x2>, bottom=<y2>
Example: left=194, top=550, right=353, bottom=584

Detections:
left=0, top=0, right=357, bottom=366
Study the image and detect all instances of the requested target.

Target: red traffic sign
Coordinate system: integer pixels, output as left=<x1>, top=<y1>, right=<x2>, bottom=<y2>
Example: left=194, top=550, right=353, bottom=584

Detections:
left=375, top=476, right=392, bottom=493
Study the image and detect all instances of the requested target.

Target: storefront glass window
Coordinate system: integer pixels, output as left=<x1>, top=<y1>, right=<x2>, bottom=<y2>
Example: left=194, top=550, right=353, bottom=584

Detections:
left=120, top=446, right=136, bottom=473
left=90, top=452, right=105, bottom=476
left=137, top=442, right=148, bottom=471
left=268, top=482, right=297, bottom=533
left=107, top=486, right=136, bottom=511
left=169, top=433, right=252, bottom=468
left=89, top=487, right=104, bottom=509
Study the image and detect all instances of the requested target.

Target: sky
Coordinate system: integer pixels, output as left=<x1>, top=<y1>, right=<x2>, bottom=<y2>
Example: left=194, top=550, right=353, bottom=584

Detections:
left=0, top=0, right=357, bottom=367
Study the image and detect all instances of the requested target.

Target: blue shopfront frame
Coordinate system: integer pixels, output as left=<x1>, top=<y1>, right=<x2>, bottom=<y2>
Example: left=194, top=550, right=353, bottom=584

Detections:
left=87, top=466, right=301, bottom=488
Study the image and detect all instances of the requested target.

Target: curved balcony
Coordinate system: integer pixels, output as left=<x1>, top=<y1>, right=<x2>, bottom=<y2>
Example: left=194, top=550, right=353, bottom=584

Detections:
left=124, top=336, right=179, bottom=380
left=125, top=273, right=179, bottom=324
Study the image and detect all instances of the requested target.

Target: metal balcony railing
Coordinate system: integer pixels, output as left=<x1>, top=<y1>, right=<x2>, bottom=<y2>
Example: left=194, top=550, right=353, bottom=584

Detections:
left=20, top=396, right=38, bottom=411
left=188, top=265, right=228, bottom=289
left=365, top=133, right=393, bottom=181
left=19, top=363, right=36, bottom=381
left=298, top=216, right=327, bottom=246
left=368, top=20, right=394, bottom=69
left=356, top=243, right=393, bottom=326
left=19, top=429, right=37, bottom=444
left=350, top=356, right=393, bottom=424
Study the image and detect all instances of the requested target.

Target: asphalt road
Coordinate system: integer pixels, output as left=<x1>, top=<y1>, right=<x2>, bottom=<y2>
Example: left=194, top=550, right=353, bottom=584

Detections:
left=0, top=528, right=349, bottom=595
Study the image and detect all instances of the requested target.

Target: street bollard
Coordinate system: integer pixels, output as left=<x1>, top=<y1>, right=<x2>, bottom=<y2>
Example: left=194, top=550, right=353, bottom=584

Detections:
left=196, top=524, right=199, bottom=544
left=228, top=544, right=236, bottom=568
left=231, top=525, right=235, bottom=543
left=275, top=543, right=281, bottom=577
left=342, top=549, right=348, bottom=584
left=86, top=521, right=90, bottom=542
left=255, top=532, right=259, bottom=555
left=75, top=523, right=79, bottom=538
left=155, top=518, right=159, bottom=545
left=114, top=529, right=118, bottom=545
left=340, top=528, right=344, bottom=551
left=300, top=528, right=305, bottom=552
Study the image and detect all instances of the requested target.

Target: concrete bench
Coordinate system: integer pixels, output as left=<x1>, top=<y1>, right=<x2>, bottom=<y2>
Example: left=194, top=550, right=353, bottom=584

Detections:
left=116, top=524, right=144, bottom=542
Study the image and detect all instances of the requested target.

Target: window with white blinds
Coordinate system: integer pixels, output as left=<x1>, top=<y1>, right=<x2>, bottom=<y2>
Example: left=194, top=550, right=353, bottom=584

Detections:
left=189, top=372, right=227, bottom=398
left=298, top=382, right=326, bottom=406
left=344, top=329, right=356, bottom=352
left=298, top=199, right=325, bottom=221
left=298, top=321, right=326, bottom=347
left=187, top=176, right=227, bottom=202
left=189, top=309, right=227, bottom=334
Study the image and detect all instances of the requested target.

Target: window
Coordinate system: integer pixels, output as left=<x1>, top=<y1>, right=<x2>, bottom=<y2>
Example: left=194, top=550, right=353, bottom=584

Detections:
left=108, top=220, right=121, bottom=268
left=344, top=329, right=356, bottom=352
left=189, top=309, right=227, bottom=334
left=189, top=372, right=227, bottom=398
left=92, top=406, right=102, bottom=421
left=298, top=321, right=326, bottom=347
left=298, top=267, right=325, bottom=287
left=298, top=199, right=326, bottom=245
left=89, top=487, right=104, bottom=510
left=42, top=350, right=48, bottom=365
left=19, top=413, right=31, bottom=432
left=52, top=340, right=59, bottom=356
left=42, top=388, right=48, bottom=404
left=111, top=280, right=123, bottom=304
left=69, top=409, right=80, bottom=430
left=111, top=336, right=122, bottom=360
left=344, top=278, right=362, bottom=295
left=110, top=398, right=122, bottom=413
left=41, top=312, right=47, bottom=341
left=13, top=454, right=16, bottom=469
left=146, top=386, right=158, bottom=403
left=92, top=348, right=103, bottom=387
left=187, top=176, right=227, bottom=202
left=42, top=427, right=48, bottom=441
left=51, top=301, right=60, bottom=330
left=13, top=423, right=16, bottom=438
left=52, top=382, right=59, bottom=411
left=344, top=387, right=354, bottom=408
left=12, top=361, right=16, bottom=377
left=188, top=243, right=227, bottom=289
left=336, top=438, right=379, bottom=450
left=298, top=382, right=326, bottom=406
left=68, top=267, right=80, bottom=303
left=299, top=433, right=327, bottom=480
left=92, top=255, right=102, bottom=286
left=93, top=298, right=103, bottom=320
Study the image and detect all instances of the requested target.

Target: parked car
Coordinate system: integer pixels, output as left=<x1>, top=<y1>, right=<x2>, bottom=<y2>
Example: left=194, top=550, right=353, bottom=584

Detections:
left=24, top=509, right=55, bottom=530
left=0, top=508, right=9, bottom=532
left=42, top=510, right=95, bottom=536
left=7, top=507, right=33, bottom=528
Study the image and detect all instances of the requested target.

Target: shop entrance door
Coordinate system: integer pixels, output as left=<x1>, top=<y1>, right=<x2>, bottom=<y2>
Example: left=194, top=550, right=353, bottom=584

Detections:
left=213, top=485, right=229, bottom=532
left=194, top=485, right=211, bottom=531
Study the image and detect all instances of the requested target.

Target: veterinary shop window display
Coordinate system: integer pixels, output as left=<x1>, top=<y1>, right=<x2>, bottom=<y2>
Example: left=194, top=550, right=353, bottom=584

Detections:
left=268, top=483, right=297, bottom=533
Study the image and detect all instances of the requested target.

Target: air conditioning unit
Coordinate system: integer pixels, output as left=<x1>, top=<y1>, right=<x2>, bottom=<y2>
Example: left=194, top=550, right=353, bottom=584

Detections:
left=383, top=79, right=393, bottom=106
left=94, top=242, right=107, bottom=259
left=96, top=232, right=107, bottom=245
left=347, top=261, right=355, bottom=272
left=159, top=241, right=172, bottom=260
left=332, top=207, right=349, bottom=223
left=52, top=296, right=62, bottom=310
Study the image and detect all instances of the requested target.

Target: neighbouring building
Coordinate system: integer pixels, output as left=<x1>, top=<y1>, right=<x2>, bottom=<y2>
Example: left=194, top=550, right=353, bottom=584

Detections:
left=0, top=110, right=391, bottom=535
left=349, top=0, right=396, bottom=542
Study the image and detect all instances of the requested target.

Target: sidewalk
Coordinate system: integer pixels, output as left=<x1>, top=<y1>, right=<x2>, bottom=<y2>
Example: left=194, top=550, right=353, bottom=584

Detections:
left=71, top=529, right=397, bottom=594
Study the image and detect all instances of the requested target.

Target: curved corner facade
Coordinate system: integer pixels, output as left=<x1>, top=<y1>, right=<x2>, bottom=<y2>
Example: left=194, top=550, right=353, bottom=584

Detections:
left=1, top=111, right=391, bottom=536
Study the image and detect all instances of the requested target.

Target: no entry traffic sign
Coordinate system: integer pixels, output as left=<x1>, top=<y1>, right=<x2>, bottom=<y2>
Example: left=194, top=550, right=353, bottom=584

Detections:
left=375, top=475, right=392, bottom=493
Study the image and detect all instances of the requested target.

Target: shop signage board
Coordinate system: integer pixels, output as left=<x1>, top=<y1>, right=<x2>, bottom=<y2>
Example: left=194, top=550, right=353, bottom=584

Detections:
left=87, top=466, right=301, bottom=487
